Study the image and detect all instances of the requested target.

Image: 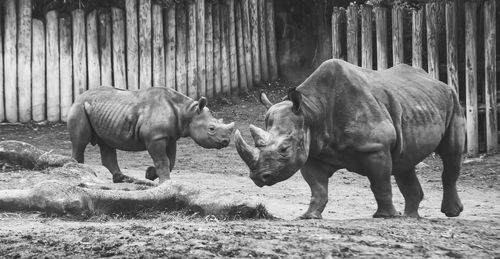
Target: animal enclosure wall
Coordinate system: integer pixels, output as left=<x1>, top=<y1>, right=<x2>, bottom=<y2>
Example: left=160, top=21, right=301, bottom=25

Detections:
left=0, top=0, right=278, bottom=123
left=331, top=1, right=498, bottom=155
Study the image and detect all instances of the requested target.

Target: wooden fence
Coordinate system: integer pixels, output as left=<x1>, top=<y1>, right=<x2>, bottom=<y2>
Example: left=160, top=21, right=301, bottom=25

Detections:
left=331, top=1, right=498, bottom=155
left=0, top=0, right=278, bottom=123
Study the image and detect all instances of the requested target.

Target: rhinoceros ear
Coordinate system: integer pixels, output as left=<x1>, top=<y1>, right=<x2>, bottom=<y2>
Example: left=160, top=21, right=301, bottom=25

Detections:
left=196, top=97, right=207, bottom=113
left=288, top=89, right=302, bottom=114
left=259, top=92, right=273, bottom=109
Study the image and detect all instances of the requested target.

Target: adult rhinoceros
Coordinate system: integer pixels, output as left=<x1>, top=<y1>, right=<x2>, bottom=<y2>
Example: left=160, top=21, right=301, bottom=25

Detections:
left=235, top=59, right=465, bottom=219
left=68, top=86, right=235, bottom=184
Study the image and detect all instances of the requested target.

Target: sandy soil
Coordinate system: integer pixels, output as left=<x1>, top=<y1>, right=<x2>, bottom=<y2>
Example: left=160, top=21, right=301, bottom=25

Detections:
left=0, top=86, right=499, bottom=258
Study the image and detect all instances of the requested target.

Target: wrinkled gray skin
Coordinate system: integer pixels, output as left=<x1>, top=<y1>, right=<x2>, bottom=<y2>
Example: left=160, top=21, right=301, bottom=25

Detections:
left=235, top=59, right=465, bottom=219
left=68, top=86, right=235, bottom=184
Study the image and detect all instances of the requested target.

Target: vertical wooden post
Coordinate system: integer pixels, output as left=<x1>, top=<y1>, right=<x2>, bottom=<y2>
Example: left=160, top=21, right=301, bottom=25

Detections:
left=412, top=8, right=423, bottom=68
left=242, top=0, right=253, bottom=88
left=426, top=3, right=439, bottom=79
left=0, top=4, right=3, bottom=121
left=112, top=7, right=127, bottom=89
left=139, top=0, right=152, bottom=89
left=126, top=0, right=139, bottom=90
left=484, top=0, right=497, bottom=152
left=196, top=0, right=206, bottom=97
left=361, top=5, right=373, bottom=69
left=465, top=2, right=478, bottom=155
left=59, top=16, right=72, bottom=122
left=32, top=19, right=45, bottom=122
left=221, top=2, right=231, bottom=94
left=18, top=0, right=32, bottom=122
left=72, top=9, right=87, bottom=99
left=87, top=10, right=100, bottom=89
left=392, top=6, right=403, bottom=65
left=46, top=10, right=60, bottom=122
left=250, top=0, right=261, bottom=83
left=165, top=4, right=176, bottom=89
left=258, top=0, right=268, bottom=82
left=99, top=11, right=112, bottom=86
left=346, top=4, right=359, bottom=66
left=229, top=0, right=239, bottom=92
left=187, top=1, right=198, bottom=97
left=266, top=0, right=278, bottom=80
left=176, top=3, right=187, bottom=94
left=374, top=7, right=387, bottom=70
left=235, top=0, right=248, bottom=92
left=152, top=4, right=165, bottom=87
left=205, top=2, right=214, bottom=97
left=331, top=7, right=342, bottom=59
left=4, top=0, right=17, bottom=122
left=213, top=1, right=222, bottom=95
left=446, top=1, right=458, bottom=93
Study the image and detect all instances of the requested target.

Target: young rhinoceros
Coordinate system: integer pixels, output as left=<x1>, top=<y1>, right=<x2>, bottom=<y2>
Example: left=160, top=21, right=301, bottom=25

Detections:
left=235, top=59, right=465, bottom=219
left=67, top=86, right=235, bottom=184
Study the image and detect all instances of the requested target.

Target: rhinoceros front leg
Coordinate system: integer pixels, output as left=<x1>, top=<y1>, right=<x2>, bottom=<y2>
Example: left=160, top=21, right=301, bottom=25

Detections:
left=363, top=150, right=399, bottom=218
left=146, top=140, right=176, bottom=181
left=299, top=160, right=332, bottom=219
left=146, top=139, right=171, bottom=183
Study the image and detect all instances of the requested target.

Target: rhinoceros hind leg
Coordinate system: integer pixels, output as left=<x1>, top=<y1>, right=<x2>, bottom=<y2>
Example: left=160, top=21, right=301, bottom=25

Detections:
left=67, top=104, right=92, bottom=163
left=97, top=141, right=125, bottom=183
left=394, top=167, right=423, bottom=217
left=438, top=154, right=463, bottom=217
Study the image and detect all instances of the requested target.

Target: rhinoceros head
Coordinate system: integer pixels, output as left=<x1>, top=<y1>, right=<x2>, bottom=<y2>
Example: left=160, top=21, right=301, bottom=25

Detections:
left=235, top=92, right=310, bottom=187
left=188, top=97, right=235, bottom=149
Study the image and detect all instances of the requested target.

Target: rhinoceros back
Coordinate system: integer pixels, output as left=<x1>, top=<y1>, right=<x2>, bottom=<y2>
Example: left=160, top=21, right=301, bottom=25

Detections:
left=82, top=90, right=142, bottom=148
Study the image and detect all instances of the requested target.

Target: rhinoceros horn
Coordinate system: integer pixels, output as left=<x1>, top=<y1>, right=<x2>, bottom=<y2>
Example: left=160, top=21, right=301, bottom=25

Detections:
left=249, top=124, right=272, bottom=147
left=234, top=129, right=259, bottom=169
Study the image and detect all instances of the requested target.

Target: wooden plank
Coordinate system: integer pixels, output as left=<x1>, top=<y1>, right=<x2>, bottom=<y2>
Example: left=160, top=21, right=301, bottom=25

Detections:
left=446, top=1, right=458, bottom=93
left=18, top=0, right=32, bottom=122
left=99, top=11, right=112, bottom=86
left=0, top=3, right=3, bottom=121
left=165, top=4, right=176, bottom=89
left=152, top=5, right=165, bottom=87
left=374, top=7, right=387, bottom=70
left=235, top=0, right=248, bottom=92
left=176, top=3, right=187, bottom=94
left=249, top=0, right=261, bottom=83
left=346, top=4, right=359, bottom=66
left=229, top=0, right=239, bottom=92
left=213, top=1, right=222, bottom=95
left=205, top=1, right=214, bottom=97
left=361, top=5, right=373, bottom=69
left=32, top=19, right=45, bottom=122
left=139, top=0, right=152, bottom=88
left=4, top=0, right=17, bottom=122
left=46, top=10, right=60, bottom=122
left=187, top=1, right=197, bottom=97
left=465, top=2, right=478, bottom=156
left=266, top=0, right=278, bottom=80
left=196, top=0, right=206, bottom=97
left=72, top=9, right=87, bottom=99
left=221, top=2, right=231, bottom=94
left=242, top=0, right=253, bottom=88
left=126, top=0, right=139, bottom=90
left=426, top=3, right=439, bottom=79
left=258, top=0, right=268, bottom=82
left=87, top=10, right=100, bottom=89
left=392, top=6, right=403, bottom=65
left=112, top=8, right=127, bottom=89
left=484, top=0, right=497, bottom=152
left=59, top=17, right=72, bottom=122
left=331, top=7, right=342, bottom=59
left=412, top=8, right=423, bottom=68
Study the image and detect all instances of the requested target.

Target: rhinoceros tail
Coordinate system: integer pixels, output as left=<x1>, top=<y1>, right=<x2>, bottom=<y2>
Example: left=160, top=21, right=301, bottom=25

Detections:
left=82, top=102, right=99, bottom=146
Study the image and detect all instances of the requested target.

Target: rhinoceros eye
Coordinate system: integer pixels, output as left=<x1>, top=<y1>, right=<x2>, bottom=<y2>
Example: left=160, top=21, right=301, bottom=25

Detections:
left=209, top=125, right=216, bottom=132
left=279, top=146, right=290, bottom=154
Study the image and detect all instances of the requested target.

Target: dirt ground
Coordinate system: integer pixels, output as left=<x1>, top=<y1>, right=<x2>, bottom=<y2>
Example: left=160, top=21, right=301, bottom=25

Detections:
left=0, top=85, right=499, bottom=258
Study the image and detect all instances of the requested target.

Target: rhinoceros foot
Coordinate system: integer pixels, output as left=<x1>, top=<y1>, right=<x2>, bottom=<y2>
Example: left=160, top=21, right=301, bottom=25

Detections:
left=145, top=166, right=158, bottom=181
left=441, top=200, right=463, bottom=217
left=297, top=212, right=323, bottom=220
left=373, top=210, right=402, bottom=218
left=113, top=173, right=157, bottom=187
